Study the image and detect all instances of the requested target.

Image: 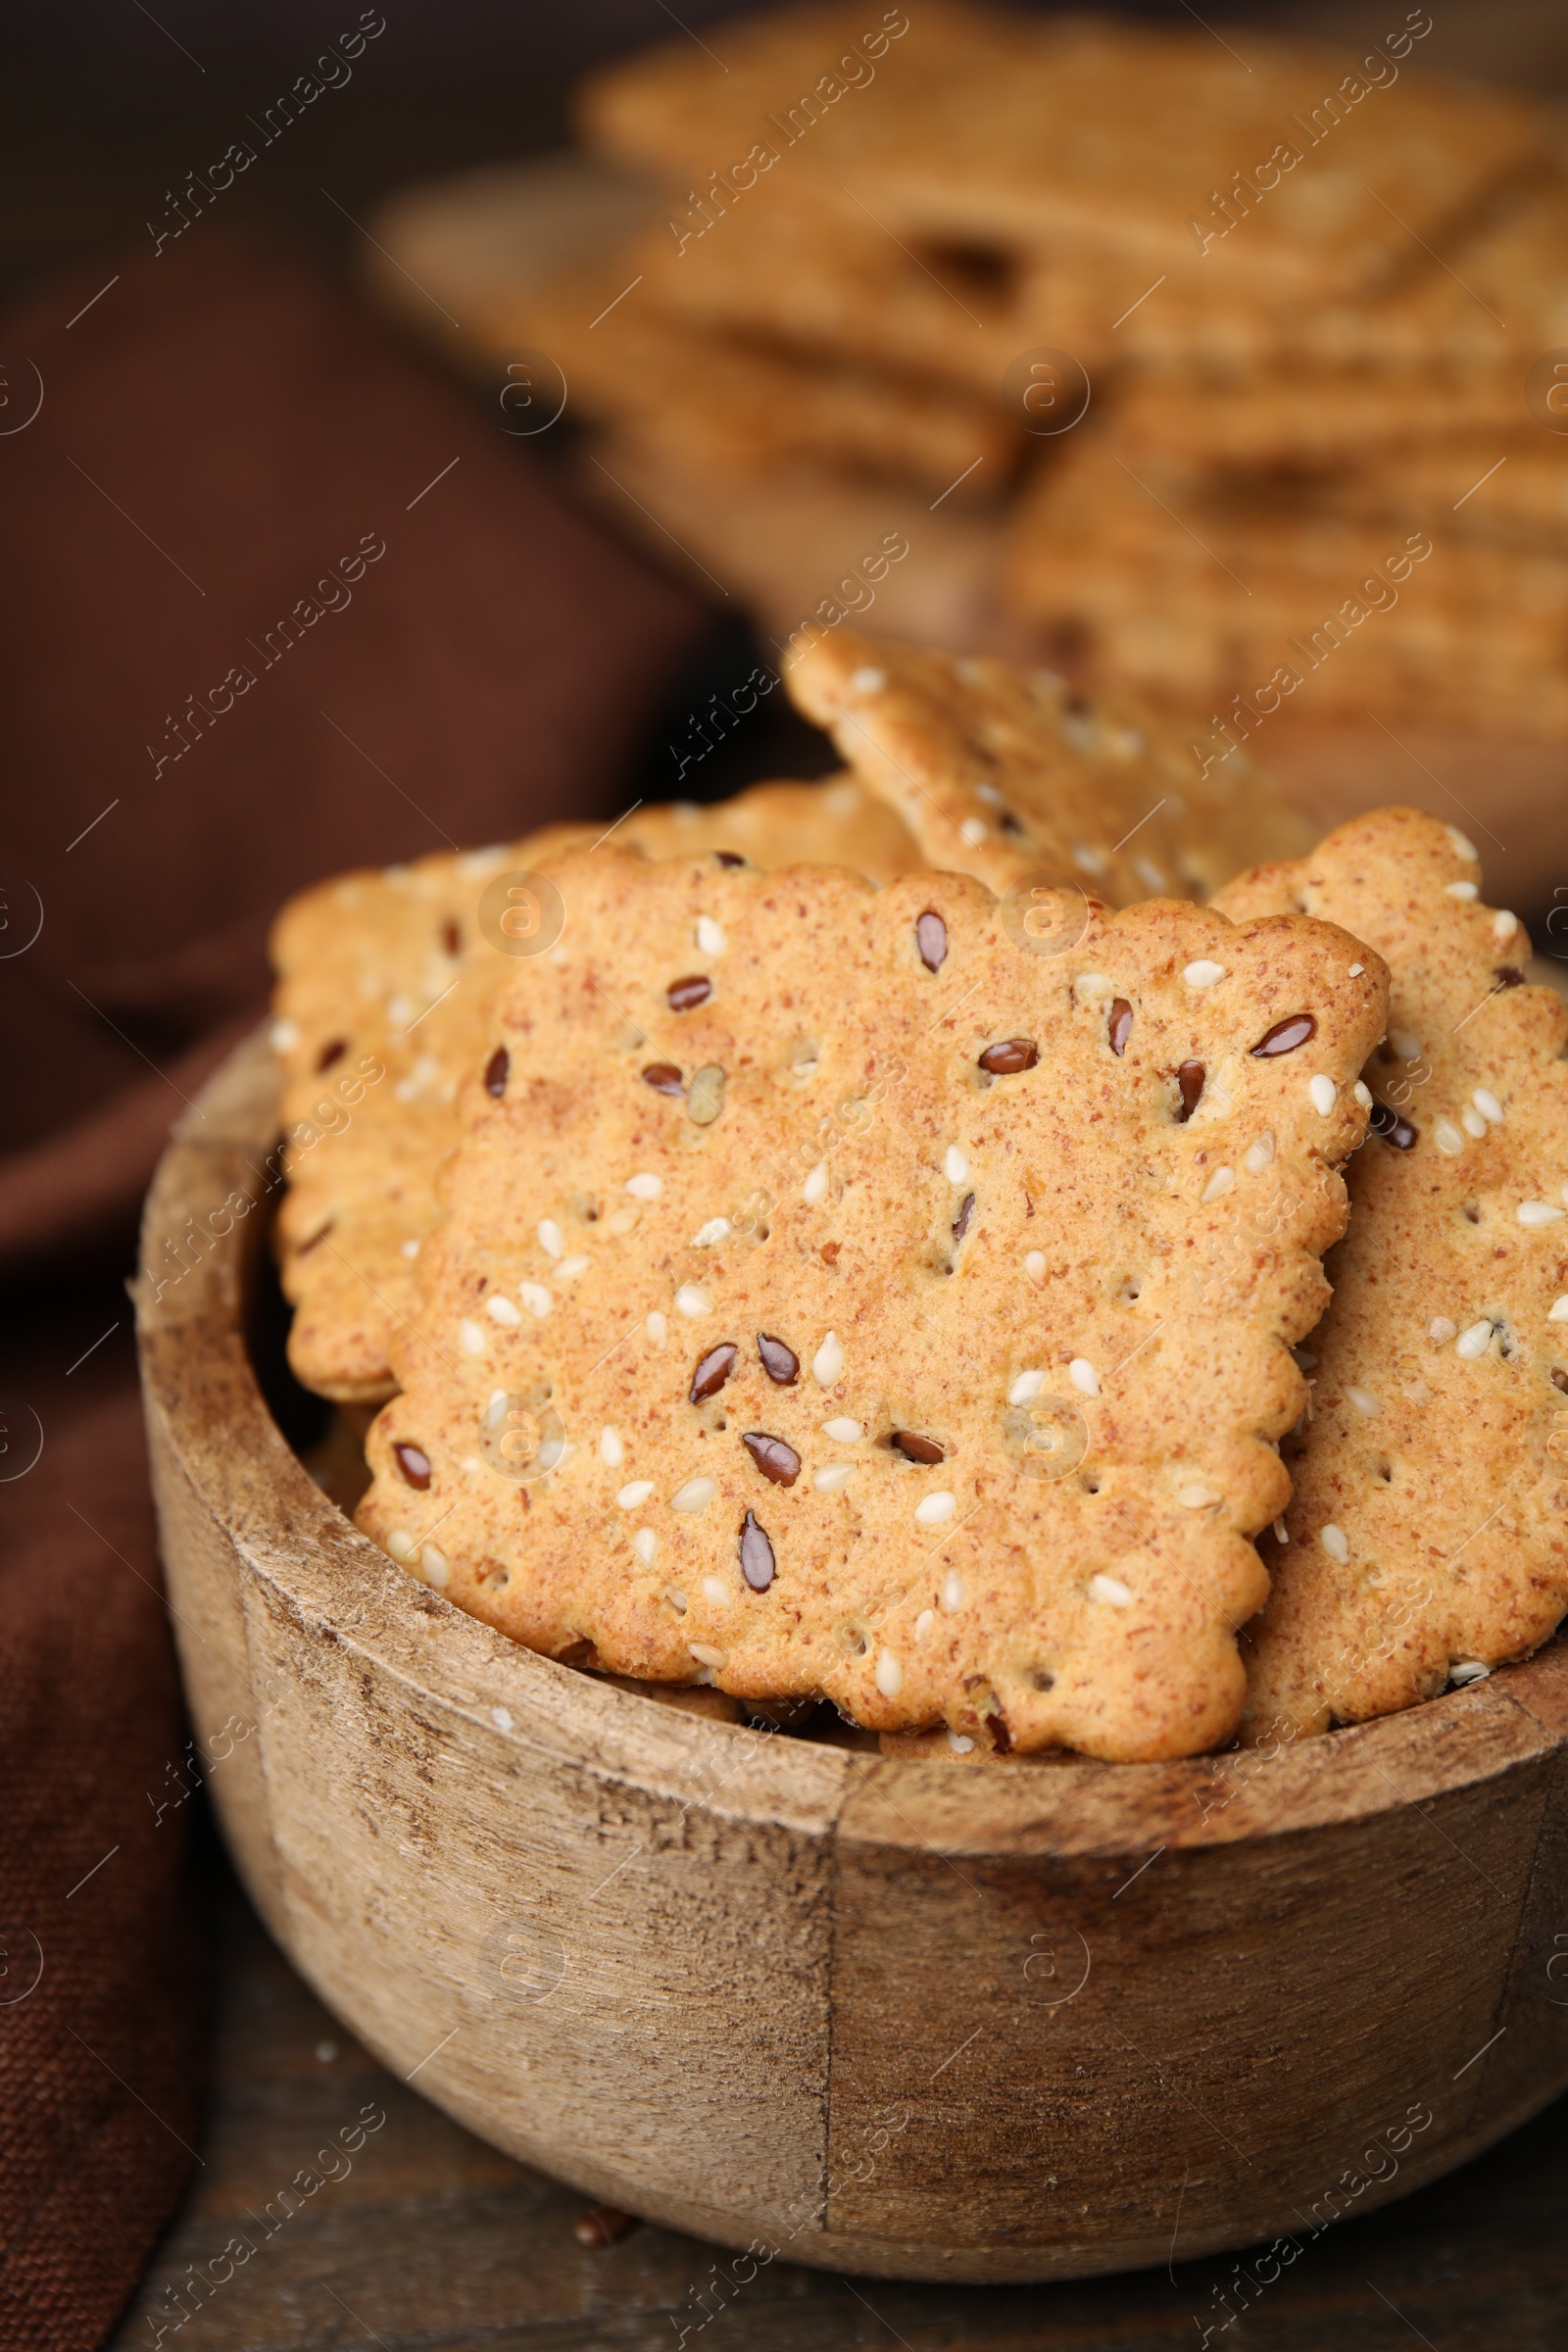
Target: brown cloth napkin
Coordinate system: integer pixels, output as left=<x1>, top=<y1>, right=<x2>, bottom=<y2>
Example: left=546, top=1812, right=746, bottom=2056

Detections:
left=0, top=234, right=707, bottom=2350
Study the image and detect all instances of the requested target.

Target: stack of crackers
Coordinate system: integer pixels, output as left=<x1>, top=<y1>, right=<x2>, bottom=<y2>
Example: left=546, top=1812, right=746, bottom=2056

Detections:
left=270, top=630, right=1568, bottom=1766
left=391, top=2, right=1568, bottom=749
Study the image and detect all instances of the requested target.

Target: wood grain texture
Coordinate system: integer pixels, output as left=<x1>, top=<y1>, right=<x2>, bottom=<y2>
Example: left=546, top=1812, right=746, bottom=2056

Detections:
left=135, top=1028, right=1568, bottom=2283
left=108, top=1849, right=1568, bottom=2351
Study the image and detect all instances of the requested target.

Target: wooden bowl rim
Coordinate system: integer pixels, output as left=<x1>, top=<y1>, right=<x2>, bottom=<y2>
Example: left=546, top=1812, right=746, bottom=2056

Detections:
left=136, top=1023, right=1568, bottom=1861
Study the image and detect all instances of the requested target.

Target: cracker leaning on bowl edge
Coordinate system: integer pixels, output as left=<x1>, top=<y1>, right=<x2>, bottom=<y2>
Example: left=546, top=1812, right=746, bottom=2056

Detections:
left=1213, top=807, right=1568, bottom=1738
left=270, top=775, right=923, bottom=1403
left=354, top=847, right=1387, bottom=1762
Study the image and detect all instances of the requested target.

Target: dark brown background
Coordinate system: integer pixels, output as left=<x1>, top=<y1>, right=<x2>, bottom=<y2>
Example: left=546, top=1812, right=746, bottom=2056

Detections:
left=4, top=4, right=1566, bottom=2346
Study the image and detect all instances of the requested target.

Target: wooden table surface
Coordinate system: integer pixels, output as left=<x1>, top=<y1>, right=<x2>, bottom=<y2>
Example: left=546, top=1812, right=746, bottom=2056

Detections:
left=113, top=1833, right=1568, bottom=2352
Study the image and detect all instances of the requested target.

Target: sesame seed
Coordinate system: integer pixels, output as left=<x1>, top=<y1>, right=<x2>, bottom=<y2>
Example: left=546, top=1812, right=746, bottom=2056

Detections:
left=458, top=846, right=508, bottom=879
left=949, top=1730, right=976, bottom=1754
left=1201, top=1166, right=1235, bottom=1202
left=688, top=1642, right=725, bottom=1669
left=420, top=1544, right=450, bottom=1588
left=975, top=782, right=1003, bottom=806
left=701, top=1575, right=729, bottom=1606
left=804, top=1159, right=829, bottom=1205
left=518, top=1282, right=553, bottom=1318
left=1133, top=858, right=1165, bottom=894
left=1434, top=1118, right=1465, bottom=1155
left=1446, top=881, right=1479, bottom=901
left=401, top=1238, right=421, bottom=1258
left=487, top=1295, right=521, bottom=1326
left=1494, top=911, right=1518, bottom=943
left=1348, top=1388, right=1379, bottom=1415
left=1473, top=1089, right=1503, bottom=1123
left=1068, top=1357, right=1100, bottom=1396
left=1429, top=1316, right=1456, bottom=1343
left=490, top=1706, right=514, bottom=1732
left=813, top=1463, right=853, bottom=1494
left=692, top=1217, right=731, bottom=1247
left=915, top=1492, right=956, bottom=1524
left=1450, top=1660, right=1491, bottom=1685
left=1308, top=1075, right=1338, bottom=1115
left=671, top=1476, right=717, bottom=1512
left=914, top=1609, right=934, bottom=1641
left=606, top=1205, right=639, bottom=1236
left=1320, top=1525, right=1349, bottom=1564
left=625, top=1172, right=662, bottom=1200
left=1548, top=1298, right=1568, bottom=1323
left=1457, top=1320, right=1494, bottom=1359
left=270, top=1017, right=300, bottom=1053
left=1353, top=1081, right=1373, bottom=1110
left=944, top=1145, right=969, bottom=1184
left=1273, top=1519, right=1289, bottom=1544
left=1348, top=962, right=1364, bottom=978
left=459, top=1318, right=487, bottom=1356
left=674, top=1285, right=710, bottom=1317
left=812, top=1330, right=845, bottom=1384
left=1243, top=1132, right=1275, bottom=1175
left=665, top=1586, right=687, bottom=1613
left=387, top=995, right=413, bottom=1026
left=821, top=1417, right=862, bottom=1441
left=646, top=1310, right=667, bottom=1347
left=1073, top=843, right=1108, bottom=874
left=1183, top=959, right=1226, bottom=988
left=874, top=1647, right=904, bottom=1698
left=1446, top=827, right=1478, bottom=861
left=960, top=817, right=988, bottom=846
left=1008, top=1369, right=1047, bottom=1405
left=696, top=915, right=726, bottom=956
left=634, top=1528, right=659, bottom=1564
left=1089, top=1573, right=1133, bottom=1605
left=1390, top=1030, right=1422, bottom=1061
left=851, top=665, right=887, bottom=692
left=1178, top=1484, right=1218, bottom=1508
left=1460, top=1106, right=1488, bottom=1139
left=941, top=1570, right=964, bottom=1611
left=1518, top=1202, right=1564, bottom=1227
left=1024, top=1250, right=1047, bottom=1281
left=600, top=1427, right=623, bottom=1468
left=557, top=1254, right=590, bottom=1281
left=387, top=1529, right=416, bottom=1562
left=537, top=1218, right=564, bottom=1258
left=617, top=1480, right=654, bottom=1508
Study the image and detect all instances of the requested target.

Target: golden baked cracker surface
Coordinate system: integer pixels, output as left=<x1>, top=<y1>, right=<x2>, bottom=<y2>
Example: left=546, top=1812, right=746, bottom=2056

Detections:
left=1216, top=808, right=1568, bottom=1736
left=356, top=848, right=1387, bottom=1761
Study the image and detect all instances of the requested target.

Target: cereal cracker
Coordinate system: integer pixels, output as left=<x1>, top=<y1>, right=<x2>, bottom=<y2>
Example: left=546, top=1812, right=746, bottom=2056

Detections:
left=784, top=625, right=1313, bottom=903
left=1004, top=437, right=1568, bottom=740
left=271, top=781, right=924, bottom=1400
left=507, top=269, right=1017, bottom=498
left=580, top=5, right=1545, bottom=299
left=356, top=848, right=1386, bottom=1761
left=1214, top=808, right=1568, bottom=1736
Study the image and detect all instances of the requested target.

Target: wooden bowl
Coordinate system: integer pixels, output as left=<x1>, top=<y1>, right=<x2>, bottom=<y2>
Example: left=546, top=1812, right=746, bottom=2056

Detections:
left=137, top=1027, right=1568, bottom=2284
